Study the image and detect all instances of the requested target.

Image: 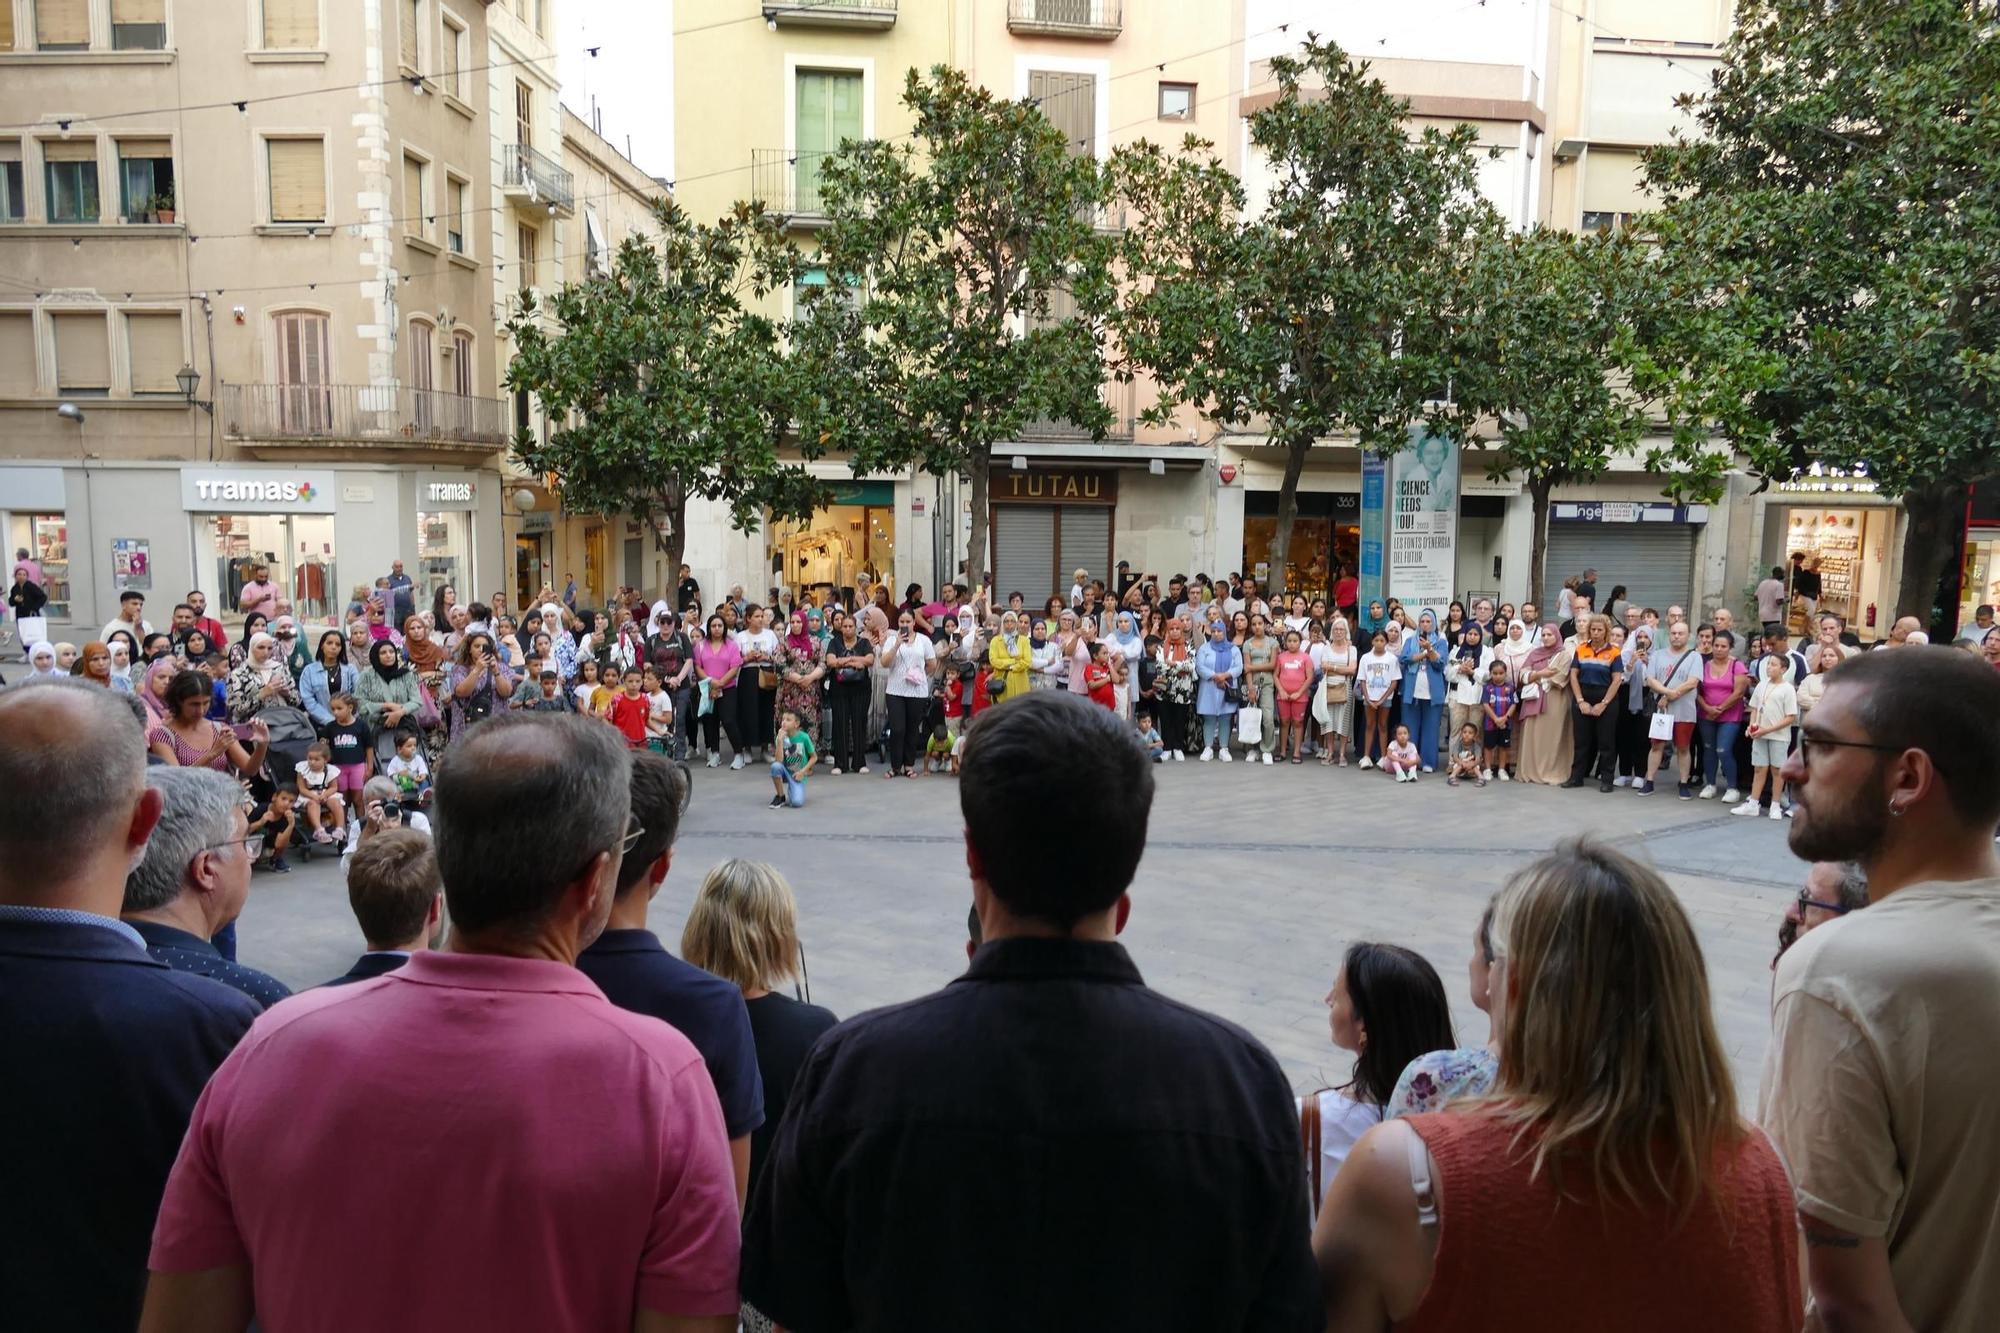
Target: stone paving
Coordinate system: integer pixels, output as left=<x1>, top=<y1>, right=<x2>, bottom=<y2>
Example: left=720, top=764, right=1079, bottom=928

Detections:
left=237, top=757, right=1805, bottom=1106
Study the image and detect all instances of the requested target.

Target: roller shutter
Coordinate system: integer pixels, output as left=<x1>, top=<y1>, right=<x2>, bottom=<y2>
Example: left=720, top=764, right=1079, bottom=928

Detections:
left=1543, top=522, right=1697, bottom=617
left=993, top=507, right=1057, bottom=608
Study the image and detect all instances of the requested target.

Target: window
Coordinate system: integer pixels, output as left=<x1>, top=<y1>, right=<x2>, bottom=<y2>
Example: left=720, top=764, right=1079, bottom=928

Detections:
left=53, top=311, right=110, bottom=396
left=262, top=0, right=317, bottom=49
left=43, top=142, right=100, bottom=224
left=446, top=175, right=466, bottom=253
left=126, top=310, right=184, bottom=394
left=0, top=311, right=35, bottom=393
left=409, top=319, right=434, bottom=429
left=0, top=143, right=22, bottom=223
left=515, top=81, right=533, bottom=148
left=0, top=4, right=13, bottom=50
left=795, top=69, right=862, bottom=212
left=583, top=207, right=605, bottom=276
left=267, top=137, right=326, bottom=223
left=400, top=0, right=422, bottom=71
left=1158, top=82, right=1195, bottom=120
left=452, top=330, right=473, bottom=396
left=1580, top=210, right=1636, bottom=235
left=403, top=152, right=428, bottom=239
left=793, top=267, right=860, bottom=319
left=35, top=0, right=89, bottom=50
left=440, top=13, right=464, bottom=98
left=11, top=514, right=70, bottom=619
left=516, top=224, right=538, bottom=290
left=118, top=139, right=174, bottom=222
left=1030, top=69, right=1097, bottom=157
left=274, top=310, right=331, bottom=432
left=111, top=0, right=166, bottom=50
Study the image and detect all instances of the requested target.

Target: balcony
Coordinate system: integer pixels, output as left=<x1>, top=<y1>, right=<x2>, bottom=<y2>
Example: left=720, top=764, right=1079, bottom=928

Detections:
left=763, top=0, right=896, bottom=30
left=750, top=148, right=834, bottom=226
left=221, top=383, right=510, bottom=450
left=1020, top=379, right=1136, bottom=443
left=501, top=143, right=575, bottom=216
left=1007, top=0, right=1122, bottom=39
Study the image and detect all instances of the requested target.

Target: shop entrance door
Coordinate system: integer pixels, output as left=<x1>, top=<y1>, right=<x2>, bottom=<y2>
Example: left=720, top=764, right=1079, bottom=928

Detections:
left=515, top=532, right=548, bottom=608
left=197, top=513, right=338, bottom=628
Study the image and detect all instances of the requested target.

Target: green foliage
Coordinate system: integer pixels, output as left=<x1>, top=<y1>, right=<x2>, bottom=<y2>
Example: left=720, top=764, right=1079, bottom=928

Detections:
left=1112, top=39, right=1502, bottom=598
left=1646, top=0, right=2000, bottom=617
left=794, top=65, right=1118, bottom=588
left=503, top=198, right=826, bottom=571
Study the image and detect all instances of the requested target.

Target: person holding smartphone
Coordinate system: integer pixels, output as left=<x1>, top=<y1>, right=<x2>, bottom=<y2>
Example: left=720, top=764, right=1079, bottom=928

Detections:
left=446, top=632, right=515, bottom=738
left=878, top=611, right=937, bottom=779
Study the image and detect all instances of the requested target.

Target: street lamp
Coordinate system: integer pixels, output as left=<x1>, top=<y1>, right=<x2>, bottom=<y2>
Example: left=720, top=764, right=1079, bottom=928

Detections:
left=512, top=487, right=537, bottom=512
left=174, top=364, right=214, bottom=414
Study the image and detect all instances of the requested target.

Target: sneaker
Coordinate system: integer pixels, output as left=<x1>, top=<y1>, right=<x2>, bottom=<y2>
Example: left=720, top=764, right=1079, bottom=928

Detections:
left=1614, top=775, right=1631, bottom=788
left=1261, top=753, right=1273, bottom=766
left=1172, top=750, right=1184, bottom=762
left=769, top=794, right=786, bottom=809
left=1482, top=769, right=1494, bottom=782
left=1634, top=780, right=1655, bottom=795
left=1784, top=805, right=1794, bottom=817
left=1199, top=748, right=1213, bottom=761
left=857, top=765, right=870, bottom=775
left=1498, top=768, right=1510, bottom=782
left=1357, top=756, right=1374, bottom=770
left=730, top=755, right=747, bottom=771
left=312, top=828, right=333, bottom=845
left=1219, top=748, right=1233, bottom=763
left=706, top=754, right=721, bottom=769
left=1421, top=766, right=1434, bottom=774
left=270, top=856, right=291, bottom=873
left=829, top=766, right=843, bottom=776
left=1678, top=782, right=1693, bottom=800
left=1721, top=788, right=1743, bottom=804
left=1731, top=799, right=1760, bottom=815
left=1768, top=805, right=1784, bottom=821
left=1698, top=784, right=1716, bottom=799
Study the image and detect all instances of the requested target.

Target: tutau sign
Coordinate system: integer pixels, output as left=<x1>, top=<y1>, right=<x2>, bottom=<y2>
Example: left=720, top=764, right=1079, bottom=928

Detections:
left=992, top=467, right=1117, bottom=505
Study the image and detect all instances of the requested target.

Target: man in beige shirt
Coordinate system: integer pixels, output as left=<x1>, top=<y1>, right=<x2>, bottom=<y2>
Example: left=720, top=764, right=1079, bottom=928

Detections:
left=1763, top=646, right=2000, bottom=1333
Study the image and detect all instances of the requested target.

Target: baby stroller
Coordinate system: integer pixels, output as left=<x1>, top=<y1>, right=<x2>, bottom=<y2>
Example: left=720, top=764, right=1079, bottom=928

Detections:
left=256, top=704, right=321, bottom=861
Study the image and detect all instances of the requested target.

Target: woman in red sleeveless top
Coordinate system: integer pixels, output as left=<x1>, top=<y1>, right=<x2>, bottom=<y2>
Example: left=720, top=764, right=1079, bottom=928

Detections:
left=1311, top=839, right=1802, bottom=1331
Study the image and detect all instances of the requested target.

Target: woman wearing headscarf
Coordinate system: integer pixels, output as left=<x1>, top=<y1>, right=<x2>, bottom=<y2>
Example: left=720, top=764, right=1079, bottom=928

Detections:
left=356, top=637, right=438, bottom=763
left=24, top=641, right=61, bottom=678
left=1399, top=611, right=1449, bottom=771
left=1028, top=617, right=1061, bottom=691
left=179, top=629, right=216, bottom=665
left=226, top=632, right=300, bottom=724
left=987, top=611, right=1032, bottom=705
left=272, top=614, right=312, bottom=678
left=1153, top=617, right=1196, bottom=759
left=1446, top=623, right=1492, bottom=755
left=1358, top=599, right=1388, bottom=643
left=227, top=611, right=269, bottom=670
left=1614, top=624, right=1656, bottom=787
left=540, top=602, right=578, bottom=682
left=76, top=641, right=117, bottom=689
left=106, top=639, right=137, bottom=694
left=1494, top=618, right=1535, bottom=684
left=139, top=656, right=180, bottom=725
left=1194, top=619, right=1242, bottom=761
left=1514, top=623, right=1575, bottom=785
left=777, top=609, right=825, bottom=735
left=1108, top=610, right=1145, bottom=721
left=299, top=629, right=357, bottom=729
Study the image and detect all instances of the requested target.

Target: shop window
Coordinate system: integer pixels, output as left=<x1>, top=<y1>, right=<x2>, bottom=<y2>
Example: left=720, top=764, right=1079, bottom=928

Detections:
left=52, top=311, right=111, bottom=396
left=118, top=140, right=174, bottom=223
left=418, top=509, right=471, bottom=606
left=199, top=514, right=337, bottom=627
left=111, top=0, right=167, bottom=50
left=0, top=143, right=21, bottom=222
left=35, top=0, right=90, bottom=51
left=11, top=513, right=71, bottom=619
left=1158, top=82, right=1195, bottom=121
left=43, top=142, right=100, bottom=224
left=262, top=0, right=317, bottom=50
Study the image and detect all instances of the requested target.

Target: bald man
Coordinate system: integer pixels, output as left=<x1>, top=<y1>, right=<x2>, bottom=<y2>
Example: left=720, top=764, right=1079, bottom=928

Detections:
left=0, top=680, right=258, bottom=1330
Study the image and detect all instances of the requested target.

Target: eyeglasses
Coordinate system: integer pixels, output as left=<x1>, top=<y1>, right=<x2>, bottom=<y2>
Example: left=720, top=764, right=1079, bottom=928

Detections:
left=1796, top=891, right=1853, bottom=916
left=206, top=833, right=264, bottom=858
left=1797, top=733, right=1906, bottom=766
left=618, top=818, right=646, bottom=856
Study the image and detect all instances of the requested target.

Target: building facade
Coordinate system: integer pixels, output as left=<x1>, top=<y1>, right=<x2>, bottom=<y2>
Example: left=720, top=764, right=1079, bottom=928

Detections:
left=0, top=0, right=508, bottom=642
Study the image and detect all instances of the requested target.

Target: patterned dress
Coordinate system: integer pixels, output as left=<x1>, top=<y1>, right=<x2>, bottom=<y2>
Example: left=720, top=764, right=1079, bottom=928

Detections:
left=776, top=638, right=824, bottom=727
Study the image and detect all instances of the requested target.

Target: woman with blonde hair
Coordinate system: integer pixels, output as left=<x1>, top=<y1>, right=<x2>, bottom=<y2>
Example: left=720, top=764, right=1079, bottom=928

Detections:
left=1312, top=840, right=1800, bottom=1331
left=682, top=859, right=838, bottom=1195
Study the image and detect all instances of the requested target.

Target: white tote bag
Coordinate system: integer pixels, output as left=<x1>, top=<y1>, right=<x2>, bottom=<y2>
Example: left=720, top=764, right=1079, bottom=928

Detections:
left=15, top=615, right=47, bottom=651
left=1236, top=705, right=1263, bottom=745
left=1647, top=710, right=1676, bottom=742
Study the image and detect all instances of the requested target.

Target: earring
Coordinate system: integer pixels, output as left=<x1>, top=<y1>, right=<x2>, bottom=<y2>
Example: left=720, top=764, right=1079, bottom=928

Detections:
left=1889, top=802, right=1904, bottom=817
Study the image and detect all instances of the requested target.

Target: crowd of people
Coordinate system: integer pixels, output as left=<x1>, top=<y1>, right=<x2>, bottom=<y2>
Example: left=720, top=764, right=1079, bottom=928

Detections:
left=0, top=639, right=1995, bottom=1330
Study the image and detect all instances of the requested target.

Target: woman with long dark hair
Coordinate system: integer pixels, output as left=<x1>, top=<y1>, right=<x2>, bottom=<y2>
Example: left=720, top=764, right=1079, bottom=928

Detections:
left=877, top=608, right=936, bottom=778
left=299, top=629, right=355, bottom=729
left=694, top=613, right=743, bottom=768
left=734, top=604, right=781, bottom=767
left=1301, top=942, right=1454, bottom=1208
left=823, top=609, right=874, bottom=774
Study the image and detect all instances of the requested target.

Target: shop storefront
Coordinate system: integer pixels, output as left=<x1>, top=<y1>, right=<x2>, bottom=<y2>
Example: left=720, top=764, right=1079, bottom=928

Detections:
left=414, top=473, right=480, bottom=610
left=1242, top=490, right=1358, bottom=598
left=771, top=480, right=896, bottom=603
left=516, top=510, right=553, bottom=609
left=1544, top=501, right=1707, bottom=617
left=1959, top=480, right=1999, bottom=628
left=181, top=469, right=342, bottom=626
left=1764, top=483, right=1898, bottom=640
left=1, top=466, right=72, bottom=624
left=990, top=466, right=1116, bottom=606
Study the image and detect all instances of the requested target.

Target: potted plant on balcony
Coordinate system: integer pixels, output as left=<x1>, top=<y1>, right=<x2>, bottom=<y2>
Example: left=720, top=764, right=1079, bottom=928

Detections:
left=150, top=188, right=176, bottom=224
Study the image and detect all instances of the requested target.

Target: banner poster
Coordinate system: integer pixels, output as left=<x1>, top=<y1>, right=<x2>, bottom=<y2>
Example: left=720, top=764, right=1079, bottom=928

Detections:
left=1386, top=425, right=1458, bottom=614
left=1358, top=449, right=1387, bottom=611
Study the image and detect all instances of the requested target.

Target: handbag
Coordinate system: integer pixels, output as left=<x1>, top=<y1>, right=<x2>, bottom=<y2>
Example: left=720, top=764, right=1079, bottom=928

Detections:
left=414, top=679, right=442, bottom=730
left=1323, top=657, right=1352, bottom=705
left=1648, top=710, right=1677, bottom=742
left=834, top=666, right=865, bottom=685
left=1518, top=682, right=1545, bottom=719
left=756, top=666, right=780, bottom=691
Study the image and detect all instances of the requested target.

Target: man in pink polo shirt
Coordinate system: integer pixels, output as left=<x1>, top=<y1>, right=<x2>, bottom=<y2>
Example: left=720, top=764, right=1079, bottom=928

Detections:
left=141, top=713, right=741, bottom=1333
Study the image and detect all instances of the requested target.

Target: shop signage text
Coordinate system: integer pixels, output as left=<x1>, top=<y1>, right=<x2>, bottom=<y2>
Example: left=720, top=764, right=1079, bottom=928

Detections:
left=426, top=482, right=474, bottom=503
left=1553, top=502, right=1708, bottom=524
left=1775, top=463, right=1878, bottom=495
left=193, top=479, right=315, bottom=504
left=181, top=468, right=338, bottom=513
left=993, top=468, right=1117, bottom=505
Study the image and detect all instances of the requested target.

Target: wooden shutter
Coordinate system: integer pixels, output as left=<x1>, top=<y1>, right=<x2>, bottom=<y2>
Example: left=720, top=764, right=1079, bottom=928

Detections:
left=440, top=20, right=460, bottom=95
left=263, top=0, right=316, bottom=49
left=275, top=312, right=329, bottom=386
left=42, top=139, right=97, bottom=163
left=0, top=2, right=16, bottom=49
left=36, top=0, right=90, bottom=47
left=409, top=321, right=433, bottom=391
left=126, top=312, right=183, bottom=392
left=118, top=138, right=171, bottom=160
left=0, top=312, right=35, bottom=394
left=53, top=312, right=110, bottom=391
left=403, top=156, right=424, bottom=233
left=515, top=82, right=532, bottom=146
left=112, top=0, right=165, bottom=23
left=1031, top=70, right=1096, bottom=157
left=400, top=0, right=419, bottom=69
left=268, top=138, right=326, bottom=222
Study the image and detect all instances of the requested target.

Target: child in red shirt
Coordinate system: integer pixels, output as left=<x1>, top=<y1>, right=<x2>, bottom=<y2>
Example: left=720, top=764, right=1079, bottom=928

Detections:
left=607, top=667, right=651, bottom=749
left=1274, top=629, right=1313, bottom=763
left=942, top=669, right=966, bottom=739
left=1085, top=644, right=1116, bottom=711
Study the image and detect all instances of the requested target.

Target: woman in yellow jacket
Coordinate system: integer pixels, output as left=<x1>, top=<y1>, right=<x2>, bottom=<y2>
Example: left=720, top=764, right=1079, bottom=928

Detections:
left=986, top=611, right=1033, bottom=705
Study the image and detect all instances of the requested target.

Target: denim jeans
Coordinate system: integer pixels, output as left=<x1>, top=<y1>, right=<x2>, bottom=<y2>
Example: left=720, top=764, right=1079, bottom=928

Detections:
left=1697, top=718, right=1741, bottom=789
left=768, top=761, right=805, bottom=807
left=1202, top=713, right=1231, bottom=751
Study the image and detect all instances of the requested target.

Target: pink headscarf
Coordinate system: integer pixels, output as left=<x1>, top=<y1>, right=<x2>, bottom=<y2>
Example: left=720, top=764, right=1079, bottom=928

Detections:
left=784, top=609, right=814, bottom=655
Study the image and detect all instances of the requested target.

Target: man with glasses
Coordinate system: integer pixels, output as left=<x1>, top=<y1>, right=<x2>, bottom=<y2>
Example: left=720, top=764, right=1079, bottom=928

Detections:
left=122, top=768, right=292, bottom=1010
left=1762, top=647, right=2000, bottom=1333
left=1772, top=860, right=1868, bottom=966
left=143, top=711, right=741, bottom=1333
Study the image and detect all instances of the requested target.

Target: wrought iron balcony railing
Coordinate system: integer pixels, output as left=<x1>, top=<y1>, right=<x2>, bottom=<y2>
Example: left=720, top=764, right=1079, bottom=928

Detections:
left=221, top=383, right=510, bottom=447
left=502, top=142, right=575, bottom=215
left=1007, top=0, right=1122, bottom=38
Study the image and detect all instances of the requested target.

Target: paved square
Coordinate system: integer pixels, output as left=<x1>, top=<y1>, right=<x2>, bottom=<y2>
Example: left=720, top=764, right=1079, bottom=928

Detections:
left=236, top=758, right=1805, bottom=1106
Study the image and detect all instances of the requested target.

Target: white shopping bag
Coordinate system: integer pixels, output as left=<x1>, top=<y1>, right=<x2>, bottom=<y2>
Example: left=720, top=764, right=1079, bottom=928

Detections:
left=1236, top=706, right=1263, bottom=745
left=1647, top=710, right=1676, bottom=742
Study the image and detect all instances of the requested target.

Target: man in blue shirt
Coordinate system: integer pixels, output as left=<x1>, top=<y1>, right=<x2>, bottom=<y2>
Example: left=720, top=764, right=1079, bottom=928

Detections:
left=0, top=679, right=259, bottom=1330
left=578, top=750, right=764, bottom=1203
left=385, top=558, right=416, bottom=628
left=122, top=767, right=294, bottom=1010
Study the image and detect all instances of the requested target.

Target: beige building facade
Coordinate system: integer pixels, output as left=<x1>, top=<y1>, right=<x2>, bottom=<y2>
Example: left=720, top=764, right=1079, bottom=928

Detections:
left=0, top=0, right=509, bottom=642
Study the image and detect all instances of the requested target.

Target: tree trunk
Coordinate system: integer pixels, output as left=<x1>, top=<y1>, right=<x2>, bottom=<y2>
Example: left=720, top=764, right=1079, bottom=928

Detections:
left=1527, top=475, right=1552, bottom=612
left=964, top=446, right=990, bottom=594
left=1266, top=434, right=1310, bottom=603
left=1894, top=480, right=1966, bottom=631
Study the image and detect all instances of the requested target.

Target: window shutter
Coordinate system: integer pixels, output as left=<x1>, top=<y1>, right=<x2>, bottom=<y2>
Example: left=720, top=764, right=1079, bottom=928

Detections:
left=36, top=0, right=90, bottom=47
left=0, top=312, right=35, bottom=393
left=0, top=3, right=16, bottom=50
left=126, top=312, right=183, bottom=392
left=262, top=0, right=315, bottom=49
left=42, top=139, right=98, bottom=163
left=453, top=331, right=473, bottom=396
left=409, top=321, right=433, bottom=391
left=403, top=156, right=423, bottom=232
left=400, top=0, right=419, bottom=69
left=0, top=141, right=18, bottom=162
left=112, top=0, right=165, bottom=23
left=53, top=312, right=111, bottom=390
left=268, top=138, right=326, bottom=222
left=118, top=138, right=172, bottom=160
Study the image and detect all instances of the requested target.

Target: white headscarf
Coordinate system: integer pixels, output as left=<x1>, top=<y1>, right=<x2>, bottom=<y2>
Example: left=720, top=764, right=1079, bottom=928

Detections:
left=246, top=632, right=283, bottom=684
left=26, top=641, right=59, bottom=677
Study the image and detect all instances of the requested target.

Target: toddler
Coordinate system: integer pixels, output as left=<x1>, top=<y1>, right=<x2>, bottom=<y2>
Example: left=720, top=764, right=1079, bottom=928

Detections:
left=942, top=668, right=966, bottom=739
left=1085, top=643, right=1116, bottom=711
left=642, top=666, right=677, bottom=755
left=383, top=732, right=432, bottom=809
left=293, top=741, right=347, bottom=844
left=246, top=787, right=299, bottom=872
left=1384, top=724, right=1421, bottom=783
left=607, top=667, right=650, bottom=749
left=925, top=722, right=956, bottom=775
left=1447, top=722, right=1486, bottom=788
left=1136, top=711, right=1165, bottom=763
